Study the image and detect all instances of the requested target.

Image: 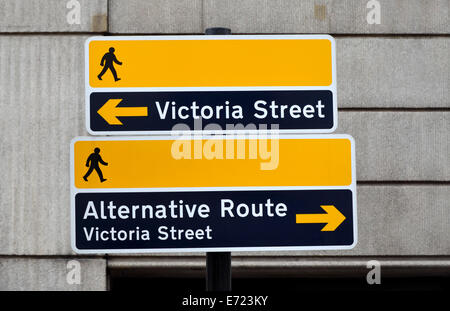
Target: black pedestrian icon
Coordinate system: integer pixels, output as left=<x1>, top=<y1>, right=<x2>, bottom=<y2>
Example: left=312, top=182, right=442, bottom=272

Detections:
left=97, top=47, right=122, bottom=82
left=83, top=147, right=108, bottom=182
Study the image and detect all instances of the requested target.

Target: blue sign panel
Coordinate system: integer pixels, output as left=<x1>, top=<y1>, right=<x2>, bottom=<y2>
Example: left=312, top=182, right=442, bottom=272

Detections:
left=73, top=189, right=356, bottom=253
left=87, top=90, right=336, bottom=135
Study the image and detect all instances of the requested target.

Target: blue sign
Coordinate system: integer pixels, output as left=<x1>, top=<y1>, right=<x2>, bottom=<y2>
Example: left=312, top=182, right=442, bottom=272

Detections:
left=73, top=189, right=356, bottom=253
left=87, top=90, right=336, bottom=134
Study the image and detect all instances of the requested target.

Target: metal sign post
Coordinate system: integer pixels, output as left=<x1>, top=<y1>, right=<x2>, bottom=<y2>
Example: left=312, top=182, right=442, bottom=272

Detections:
left=205, top=27, right=232, bottom=292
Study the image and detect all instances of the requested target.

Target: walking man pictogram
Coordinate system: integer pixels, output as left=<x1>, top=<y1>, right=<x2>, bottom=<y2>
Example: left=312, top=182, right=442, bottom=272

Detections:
left=97, top=47, right=122, bottom=82
left=83, top=147, right=108, bottom=182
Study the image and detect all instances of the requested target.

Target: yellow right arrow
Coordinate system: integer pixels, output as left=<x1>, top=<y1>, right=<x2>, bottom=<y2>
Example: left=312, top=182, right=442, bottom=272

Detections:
left=97, top=99, right=148, bottom=125
left=296, top=205, right=346, bottom=231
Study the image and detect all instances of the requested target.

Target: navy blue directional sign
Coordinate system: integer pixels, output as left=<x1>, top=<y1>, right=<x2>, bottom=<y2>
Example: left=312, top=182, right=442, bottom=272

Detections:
left=74, top=189, right=355, bottom=252
left=88, top=90, right=335, bottom=134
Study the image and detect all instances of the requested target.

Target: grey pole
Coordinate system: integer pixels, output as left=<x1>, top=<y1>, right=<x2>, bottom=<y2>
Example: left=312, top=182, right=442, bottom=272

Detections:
left=206, top=252, right=232, bottom=291
left=205, top=27, right=232, bottom=292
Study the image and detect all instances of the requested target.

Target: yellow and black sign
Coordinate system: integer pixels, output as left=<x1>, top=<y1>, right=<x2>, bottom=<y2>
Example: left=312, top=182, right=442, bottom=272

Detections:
left=86, top=35, right=334, bottom=88
left=71, top=135, right=353, bottom=189
left=70, top=135, right=357, bottom=253
left=85, top=35, right=337, bottom=135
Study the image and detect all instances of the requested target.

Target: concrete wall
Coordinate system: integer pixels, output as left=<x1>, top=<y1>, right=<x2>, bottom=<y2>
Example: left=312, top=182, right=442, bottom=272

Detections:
left=0, top=0, right=448, bottom=290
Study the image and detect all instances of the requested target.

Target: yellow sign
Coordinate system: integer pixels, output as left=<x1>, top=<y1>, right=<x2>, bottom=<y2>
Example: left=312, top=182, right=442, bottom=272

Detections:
left=71, top=135, right=353, bottom=189
left=86, top=35, right=334, bottom=88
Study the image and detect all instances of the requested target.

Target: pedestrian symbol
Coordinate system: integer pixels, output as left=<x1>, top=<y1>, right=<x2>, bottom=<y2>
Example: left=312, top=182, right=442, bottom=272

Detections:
left=97, top=47, right=122, bottom=82
left=83, top=147, right=108, bottom=182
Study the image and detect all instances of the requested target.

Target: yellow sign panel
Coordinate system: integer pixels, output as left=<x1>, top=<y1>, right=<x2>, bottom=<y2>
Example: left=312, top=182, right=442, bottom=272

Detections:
left=71, top=136, right=353, bottom=189
left=87, top=36, right=334, bottom=88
